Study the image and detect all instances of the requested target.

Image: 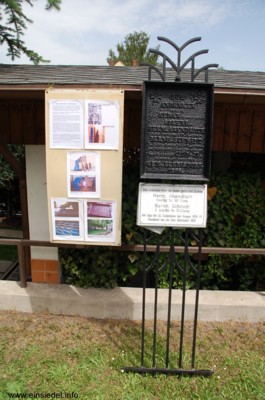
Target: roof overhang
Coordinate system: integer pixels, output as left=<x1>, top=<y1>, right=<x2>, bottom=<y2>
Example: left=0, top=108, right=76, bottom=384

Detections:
left=1, top=82, right=265, bottom=104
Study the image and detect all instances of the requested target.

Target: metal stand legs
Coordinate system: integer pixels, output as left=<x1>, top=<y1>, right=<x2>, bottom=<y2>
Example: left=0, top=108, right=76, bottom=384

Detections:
left=123, top=228, right=213, bottom=377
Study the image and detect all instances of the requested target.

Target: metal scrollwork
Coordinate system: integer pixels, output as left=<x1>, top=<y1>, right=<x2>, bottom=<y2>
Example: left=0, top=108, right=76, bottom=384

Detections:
left=141, top=36, right=218, bottom=82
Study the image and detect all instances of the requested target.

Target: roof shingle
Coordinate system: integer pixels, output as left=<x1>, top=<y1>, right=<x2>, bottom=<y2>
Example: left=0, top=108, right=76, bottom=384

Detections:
left=0, top=65, right=265, bottom=91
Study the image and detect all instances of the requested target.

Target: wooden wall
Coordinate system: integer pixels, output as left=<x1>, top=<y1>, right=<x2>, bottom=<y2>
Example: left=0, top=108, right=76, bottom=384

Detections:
left=212, top=104, right=265, bottom=153
left=124, top=100, right=265, bottom=153
left=0, top=97, right=264, bottom=153
left=123, top=99, right=142, bottom=149
left=0, top=100, right=45, bottom=145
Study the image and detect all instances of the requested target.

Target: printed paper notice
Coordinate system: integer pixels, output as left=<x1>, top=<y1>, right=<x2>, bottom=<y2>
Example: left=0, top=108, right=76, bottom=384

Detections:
left=51, top=198, right=84, bottom=241
left=137, top=183, right=207, bottom=228
left=85, top=100, right=119, bottom=149
left=84, top=200, right=116, bottom=243
left=49, top=100, right=83, bottom=148
left=67, top=151, right=100, bottom=198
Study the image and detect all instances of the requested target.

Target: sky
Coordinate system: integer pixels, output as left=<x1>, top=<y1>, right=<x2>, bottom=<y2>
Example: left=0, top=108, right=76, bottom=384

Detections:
left=0, top=0, right=265, bottom=72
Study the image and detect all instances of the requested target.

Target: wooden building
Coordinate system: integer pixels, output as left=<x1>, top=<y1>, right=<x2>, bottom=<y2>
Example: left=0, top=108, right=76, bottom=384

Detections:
left=0, top=65, right=264, bottom=284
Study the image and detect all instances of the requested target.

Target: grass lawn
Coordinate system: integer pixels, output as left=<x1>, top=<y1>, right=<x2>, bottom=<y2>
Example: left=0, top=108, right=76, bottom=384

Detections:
left=0, top=311, right=264, bottom=399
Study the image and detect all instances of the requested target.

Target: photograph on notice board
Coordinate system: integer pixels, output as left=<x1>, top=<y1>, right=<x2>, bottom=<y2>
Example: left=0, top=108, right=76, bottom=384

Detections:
left=67, top=151, right=100, bottom=198
left=49, top=99, right=84, bottom=149
left=84, top=200, right=116, bottom=242
left=51, top=198, right=84, bottom=241
left=85, top=100, right=119, bottom=149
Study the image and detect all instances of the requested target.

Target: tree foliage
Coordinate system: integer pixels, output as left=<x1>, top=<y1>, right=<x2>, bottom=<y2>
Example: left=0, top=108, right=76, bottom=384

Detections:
left=0, top=145, right=24, bottom=217
left=107, top=31, right=160, bottom=66
left=0, top=0, right=61, bottom=64
left=0, top=145, right=25, bottom=189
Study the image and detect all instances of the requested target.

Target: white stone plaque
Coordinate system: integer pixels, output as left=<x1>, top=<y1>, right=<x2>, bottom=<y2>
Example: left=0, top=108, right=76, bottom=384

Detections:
left=137, top=183, right=207, bottom=228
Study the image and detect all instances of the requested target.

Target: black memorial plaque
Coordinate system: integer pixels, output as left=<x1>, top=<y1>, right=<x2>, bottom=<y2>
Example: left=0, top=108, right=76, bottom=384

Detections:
left=140, top=81, right=214, bottom=181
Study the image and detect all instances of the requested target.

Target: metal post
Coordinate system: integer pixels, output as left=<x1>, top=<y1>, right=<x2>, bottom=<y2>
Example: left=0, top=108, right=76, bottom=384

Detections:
left=140, top=230, right=147, bottom=367
left=191, top=229, right=203, bottom=368
left=165, top=229, right=174, bottom=368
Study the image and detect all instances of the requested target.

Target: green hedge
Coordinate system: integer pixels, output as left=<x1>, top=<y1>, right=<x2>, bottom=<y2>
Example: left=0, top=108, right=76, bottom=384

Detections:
left=60, top=152, right=265, bottom=290
left=203, top=172, right=265, bottom=290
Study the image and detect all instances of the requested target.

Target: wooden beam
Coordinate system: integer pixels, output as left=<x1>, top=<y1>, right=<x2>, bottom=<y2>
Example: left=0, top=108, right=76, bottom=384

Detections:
left=1, top=239, right=261, bottom=256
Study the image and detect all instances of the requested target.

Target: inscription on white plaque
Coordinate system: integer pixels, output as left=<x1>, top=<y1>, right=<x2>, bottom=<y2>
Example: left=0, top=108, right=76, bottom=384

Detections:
left=137, top=183, right=207, bottom=228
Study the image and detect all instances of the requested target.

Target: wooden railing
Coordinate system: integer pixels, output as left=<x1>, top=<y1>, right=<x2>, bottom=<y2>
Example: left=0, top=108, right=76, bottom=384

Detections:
left=1, top=238, right=265, bottom=288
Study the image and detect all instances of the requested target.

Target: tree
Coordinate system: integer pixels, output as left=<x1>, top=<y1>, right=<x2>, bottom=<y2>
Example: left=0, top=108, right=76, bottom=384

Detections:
left=0, top=0, right=61, bottom=64
left=107, top=31, right=160, bottom=66
left=0, top=144, right=24, bottom=217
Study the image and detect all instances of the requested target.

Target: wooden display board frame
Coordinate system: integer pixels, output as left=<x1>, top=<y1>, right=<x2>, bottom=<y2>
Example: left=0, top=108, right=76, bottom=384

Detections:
left=45, top=89, right=124, bottom=246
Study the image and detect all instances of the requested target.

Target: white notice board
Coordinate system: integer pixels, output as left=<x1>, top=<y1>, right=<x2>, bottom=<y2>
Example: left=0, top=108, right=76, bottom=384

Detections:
left=137, top=183, right=207, bottom=228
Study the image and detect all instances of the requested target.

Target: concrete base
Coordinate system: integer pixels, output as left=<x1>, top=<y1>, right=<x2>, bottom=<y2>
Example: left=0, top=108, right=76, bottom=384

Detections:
left=0, top=281, right=264, bottom=322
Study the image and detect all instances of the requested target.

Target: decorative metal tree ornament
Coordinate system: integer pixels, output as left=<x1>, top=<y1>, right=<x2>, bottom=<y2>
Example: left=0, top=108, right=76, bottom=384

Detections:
left=142, top=36, right=218, bottom=82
